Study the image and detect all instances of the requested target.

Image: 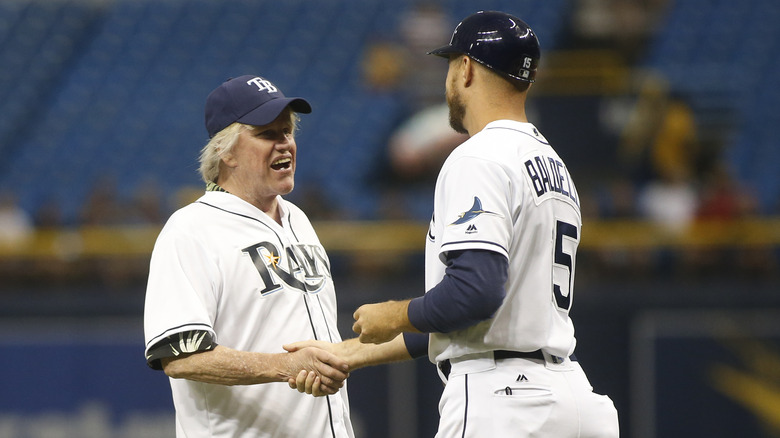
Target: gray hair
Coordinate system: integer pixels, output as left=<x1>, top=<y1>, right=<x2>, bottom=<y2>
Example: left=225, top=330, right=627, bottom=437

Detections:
left=198, top=122, right=245, bottom=183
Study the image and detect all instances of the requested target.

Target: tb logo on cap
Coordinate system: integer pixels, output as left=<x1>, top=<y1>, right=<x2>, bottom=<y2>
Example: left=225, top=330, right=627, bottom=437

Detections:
left=246, top=77, right=278, bottom=93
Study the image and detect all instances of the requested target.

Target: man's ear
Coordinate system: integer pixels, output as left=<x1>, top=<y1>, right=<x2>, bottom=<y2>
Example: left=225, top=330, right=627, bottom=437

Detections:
left=220, top=148, right=238, bottom=169
left=461, top=55, right=474, bottom=87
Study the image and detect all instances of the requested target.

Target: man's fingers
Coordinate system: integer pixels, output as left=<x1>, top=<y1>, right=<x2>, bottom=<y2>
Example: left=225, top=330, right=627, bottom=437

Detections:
left=316, top=365, right=348, bottom=389
left=289, top=370, right=309, bottom=392
left=285, top=348, right=354, bottom=397
left=304, top=371, right=317, bottom=394
left=317, top=350, right=350, bottom=374
left=290, top=370, right=307, bottom=392
left=352, top=307, right=365, bottom=335
left=310, top=351, right=349, bottom=384
left=283, top=343, right=302, bottom=353
left=283, top=340, right=325, bottom=353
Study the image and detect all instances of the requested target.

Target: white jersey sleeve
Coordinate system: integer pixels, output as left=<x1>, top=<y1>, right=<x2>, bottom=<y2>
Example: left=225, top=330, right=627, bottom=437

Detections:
left=144, top=208, right=220, bottom=362
left=435, top=155, right=513, bottom=260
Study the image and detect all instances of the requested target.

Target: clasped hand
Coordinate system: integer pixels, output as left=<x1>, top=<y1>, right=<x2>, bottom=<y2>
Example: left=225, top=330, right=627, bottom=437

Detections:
left=283, top=346, right=349, bottom=396
left=284, top=340, right=343, bottom=397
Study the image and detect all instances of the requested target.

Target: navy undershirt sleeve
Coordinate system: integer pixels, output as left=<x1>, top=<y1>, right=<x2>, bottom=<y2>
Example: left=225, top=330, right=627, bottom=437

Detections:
left=402, top=332, right=429, bottom=359
left=407, top=249, right=508, bottom=333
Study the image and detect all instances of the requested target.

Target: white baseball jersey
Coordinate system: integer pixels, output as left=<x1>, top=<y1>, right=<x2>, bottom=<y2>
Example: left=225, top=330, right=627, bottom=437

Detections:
left=425, top=120, right=580, bottom=363
left=144, top=190, right=354, bottom=438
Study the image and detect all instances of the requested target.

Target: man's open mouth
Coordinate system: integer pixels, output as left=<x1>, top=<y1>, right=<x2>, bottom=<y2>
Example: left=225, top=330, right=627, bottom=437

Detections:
left=271, top=157, right=291, bottom=170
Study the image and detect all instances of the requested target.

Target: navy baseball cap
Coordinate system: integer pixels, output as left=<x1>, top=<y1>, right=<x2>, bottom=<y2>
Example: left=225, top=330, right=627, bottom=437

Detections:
left=204, top=75, right=312, bottom=138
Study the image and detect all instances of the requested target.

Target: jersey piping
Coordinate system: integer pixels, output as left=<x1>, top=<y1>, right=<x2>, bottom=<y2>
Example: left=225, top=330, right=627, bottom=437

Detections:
left=483, top=125, right=550, bottom=145
left=197, top=201, right=284, bottom=242
left=441, top=239, right=508, bottom=253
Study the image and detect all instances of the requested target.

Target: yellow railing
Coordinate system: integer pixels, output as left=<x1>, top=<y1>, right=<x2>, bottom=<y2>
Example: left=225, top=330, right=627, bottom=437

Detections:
left=1, top=218, right=779, bottom=259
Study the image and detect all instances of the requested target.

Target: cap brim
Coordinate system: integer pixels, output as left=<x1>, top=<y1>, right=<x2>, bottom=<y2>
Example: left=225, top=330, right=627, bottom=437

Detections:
left=427, top=45, right=460, bottom=57
left=236, top=97, right=312, bottom=127
left=288, top=97, right=312, bottom=114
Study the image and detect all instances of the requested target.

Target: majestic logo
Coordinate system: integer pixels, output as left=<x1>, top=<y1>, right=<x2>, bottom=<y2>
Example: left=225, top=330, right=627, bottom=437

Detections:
left=450, top=196, right=502, bottom=225
left=246, top=77, right=278, bottom=93
left=466, top=224, right=478, bottom=234
left=242, top=242, right=331, bottom=295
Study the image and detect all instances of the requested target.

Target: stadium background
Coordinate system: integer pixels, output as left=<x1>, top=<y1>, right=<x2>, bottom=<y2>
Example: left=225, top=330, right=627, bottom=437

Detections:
left=0, top=0, right=778, bottom=437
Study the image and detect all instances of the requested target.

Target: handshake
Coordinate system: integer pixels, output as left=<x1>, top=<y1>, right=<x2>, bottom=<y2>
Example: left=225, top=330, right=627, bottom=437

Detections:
left=283, top=300, right=416, bottom=397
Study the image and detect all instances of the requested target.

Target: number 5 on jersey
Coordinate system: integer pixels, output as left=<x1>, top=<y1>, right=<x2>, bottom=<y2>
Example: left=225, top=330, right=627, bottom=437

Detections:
left=553, top=220, right=578, bottom=311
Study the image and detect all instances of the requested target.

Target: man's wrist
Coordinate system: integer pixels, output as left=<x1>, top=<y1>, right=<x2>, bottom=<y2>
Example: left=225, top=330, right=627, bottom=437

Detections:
left=394, top=299, right=418, bottom=333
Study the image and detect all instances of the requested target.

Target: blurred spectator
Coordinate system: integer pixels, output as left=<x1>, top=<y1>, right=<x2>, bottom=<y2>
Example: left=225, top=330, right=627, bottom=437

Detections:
left=632, top=81, right=703, bottom=234
left=397, top=2, right=453, bottom=110
left=635, top=166, right=698, bottom=275
left=80, top=176, right=124, bottom=225
left=569, top=0, right=670, bottom=62
left=379, top=102, right=467, bottom=221
left=697, top=163, right=757, bottom=220
left=637, top=167, right=698, bottom=235
left=619, top=76, right=699, bottom=183
left=650, top=96, right=699, bottom=184
left=387, top=102, right=467, bottom=183
left=0, top=192, right=34, bottom=246
left=690, top=163, right=774, bottom=274
left=127, top=178, right=166, bottom=224
left=34, top=196, right=64, bottom=228
left=360, top=2, right=452, bottom=110
left=361, top=41, right=406, bottom=93
left=357, top=3, right=457, bottom=220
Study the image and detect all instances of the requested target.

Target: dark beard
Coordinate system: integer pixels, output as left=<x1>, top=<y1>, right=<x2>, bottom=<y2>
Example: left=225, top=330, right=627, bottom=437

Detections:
left=447, top=92, right=467, bottom=135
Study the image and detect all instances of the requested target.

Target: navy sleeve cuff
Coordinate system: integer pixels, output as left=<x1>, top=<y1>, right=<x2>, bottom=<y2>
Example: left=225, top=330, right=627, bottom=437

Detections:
left=145, top=330, right=217, bottom=370
left=402, top=332, right=429, bottom=359
left=407, top=295, right=436, bottom=333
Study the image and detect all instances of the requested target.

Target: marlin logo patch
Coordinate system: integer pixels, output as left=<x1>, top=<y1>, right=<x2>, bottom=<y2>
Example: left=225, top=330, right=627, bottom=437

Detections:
left=450, top=197, right=502, bottom=225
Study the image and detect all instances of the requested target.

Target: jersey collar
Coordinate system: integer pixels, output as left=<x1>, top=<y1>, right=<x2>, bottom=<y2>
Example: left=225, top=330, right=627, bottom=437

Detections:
left=483, top=120, right=548, bottom=143
left=206, top=181, right=228, bottom=193
left=199, top=189, right=289, bottom=228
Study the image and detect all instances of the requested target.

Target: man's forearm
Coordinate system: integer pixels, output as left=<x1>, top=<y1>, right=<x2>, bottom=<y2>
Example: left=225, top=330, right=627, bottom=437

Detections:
left=338, top=335, right=413, bottom=370
left=162, top=345, right=292, bottom=385
left=162, top=344, right=349, bottom=392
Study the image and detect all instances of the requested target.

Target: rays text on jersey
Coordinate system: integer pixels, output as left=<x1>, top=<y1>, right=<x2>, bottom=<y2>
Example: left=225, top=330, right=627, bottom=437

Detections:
left=242, top=241, right=331, bottom=295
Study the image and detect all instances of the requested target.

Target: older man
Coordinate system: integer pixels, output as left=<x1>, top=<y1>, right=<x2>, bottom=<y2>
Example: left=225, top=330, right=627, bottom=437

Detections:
left=144, top=75, right=354, bottom=438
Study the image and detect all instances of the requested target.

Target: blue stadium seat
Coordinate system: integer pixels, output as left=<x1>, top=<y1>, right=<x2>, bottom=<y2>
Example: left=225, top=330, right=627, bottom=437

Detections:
left=646, top=0, right=780, bottom=212
left=1, top=0, right=575, bottom=223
